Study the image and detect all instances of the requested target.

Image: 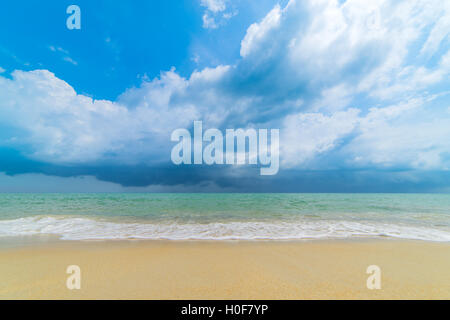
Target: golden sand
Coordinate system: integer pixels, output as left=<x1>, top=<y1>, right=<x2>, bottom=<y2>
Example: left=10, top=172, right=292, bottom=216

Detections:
left=0, top=240, right=449, bottom=299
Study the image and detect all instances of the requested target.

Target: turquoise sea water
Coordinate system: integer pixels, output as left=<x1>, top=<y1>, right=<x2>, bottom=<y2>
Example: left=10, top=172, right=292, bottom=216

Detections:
left=0, top=193, right=449, bottom=241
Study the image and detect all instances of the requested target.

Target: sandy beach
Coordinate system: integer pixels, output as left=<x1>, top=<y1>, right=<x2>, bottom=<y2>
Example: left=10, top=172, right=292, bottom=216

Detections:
left=0, top=239, right=449, bottom=299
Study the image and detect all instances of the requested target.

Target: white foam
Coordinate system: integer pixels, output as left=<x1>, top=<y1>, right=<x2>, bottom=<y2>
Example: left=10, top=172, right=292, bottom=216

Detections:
left=0, top=216, right=449, bottom=241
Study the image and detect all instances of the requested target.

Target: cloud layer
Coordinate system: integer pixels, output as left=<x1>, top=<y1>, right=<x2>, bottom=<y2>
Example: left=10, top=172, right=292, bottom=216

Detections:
left=0, top=0, right=449, bottom=190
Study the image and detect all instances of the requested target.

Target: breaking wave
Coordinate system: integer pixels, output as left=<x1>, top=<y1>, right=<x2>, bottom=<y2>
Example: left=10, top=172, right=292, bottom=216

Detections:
left=0, top=216, right=449, bottom=242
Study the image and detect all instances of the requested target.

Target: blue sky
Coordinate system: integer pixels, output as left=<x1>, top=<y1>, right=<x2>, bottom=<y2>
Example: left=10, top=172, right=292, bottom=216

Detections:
left=0, top=0, right=449, bottom=192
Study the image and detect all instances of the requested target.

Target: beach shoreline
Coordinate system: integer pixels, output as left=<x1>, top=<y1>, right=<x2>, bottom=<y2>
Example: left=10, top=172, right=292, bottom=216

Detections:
left=0, top=238, right=449, bottom=299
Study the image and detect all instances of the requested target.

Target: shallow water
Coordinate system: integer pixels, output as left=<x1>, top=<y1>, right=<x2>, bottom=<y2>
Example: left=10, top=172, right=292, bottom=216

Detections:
left=0, top=193, right=449, bottom=241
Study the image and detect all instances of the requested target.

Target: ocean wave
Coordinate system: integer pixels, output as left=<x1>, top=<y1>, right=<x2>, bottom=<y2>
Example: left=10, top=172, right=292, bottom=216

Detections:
left=0, top=216, right=449, bottom=241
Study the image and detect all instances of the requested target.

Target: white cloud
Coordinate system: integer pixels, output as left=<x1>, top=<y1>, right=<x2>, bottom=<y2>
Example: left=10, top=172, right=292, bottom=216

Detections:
left=63, top=56, right=78, bottom=66
left=282, top=97, right=450, bottom=170
left=237, top=0, right=450, bottom=106
left=202, top=13, right=218, bottom=29
left=311, top=84, right=354, bottom=112
left=282, top=108, right=360, bottom=167
left=240, top=4, right=282, bottom=57
left=238, top=0, right=450, bottom=170
left=49, top=45, right=78, bottom=66
left=0, top=69, right=202, bottom=163
left=420, top=1, right=450, bottom=57
left=344, top=98, right=450, bottom=170
left=201, top=0, right=226, bottom=13
left=200, top=0, right=236, bottom=29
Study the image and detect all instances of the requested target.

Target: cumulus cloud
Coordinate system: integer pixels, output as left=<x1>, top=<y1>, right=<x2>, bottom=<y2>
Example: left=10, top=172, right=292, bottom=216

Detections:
left=282, top=108, right=360, bottom=167
left=236, top=0, right=450, bottom=105
left=240, top=4, right=282, bottom=57
left=0, top=69, right=200, bottom=164
left=1, top=0, right=450, bottom=183
left=344, top=98, right=450, bottom=170
left=239, top=0, right=450, bottom=170
left=281, top=96, right=450, bottom=170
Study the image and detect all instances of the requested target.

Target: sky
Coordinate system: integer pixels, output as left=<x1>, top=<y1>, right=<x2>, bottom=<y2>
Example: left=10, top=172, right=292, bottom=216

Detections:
left=0, top=0, right=449, bottom=192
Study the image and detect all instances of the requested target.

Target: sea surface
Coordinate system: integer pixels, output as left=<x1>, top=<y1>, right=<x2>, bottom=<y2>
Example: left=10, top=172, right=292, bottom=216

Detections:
left=0, top=193, right=449, bottom=241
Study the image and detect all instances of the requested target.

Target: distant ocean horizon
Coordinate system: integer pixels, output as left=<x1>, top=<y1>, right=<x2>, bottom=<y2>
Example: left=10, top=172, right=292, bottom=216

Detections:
left=0, top=193, right=449, bottom=242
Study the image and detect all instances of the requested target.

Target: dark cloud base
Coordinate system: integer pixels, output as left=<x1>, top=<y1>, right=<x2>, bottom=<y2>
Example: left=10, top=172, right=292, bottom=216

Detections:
left=1, top=148, right=449, bottom=193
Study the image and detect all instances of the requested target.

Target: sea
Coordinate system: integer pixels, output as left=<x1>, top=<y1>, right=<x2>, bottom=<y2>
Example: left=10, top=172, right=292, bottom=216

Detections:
left=0, top=193, right=449, bottom=241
